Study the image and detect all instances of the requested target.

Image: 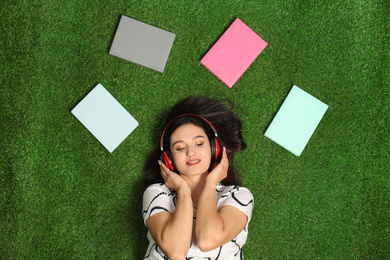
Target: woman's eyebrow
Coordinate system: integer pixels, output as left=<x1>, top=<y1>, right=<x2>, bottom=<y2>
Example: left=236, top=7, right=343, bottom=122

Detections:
left=171, top=135, right=206, bottom=147
left=193, top=135, right=206, bottom=140
left=171, top=140, right=184, bottom=147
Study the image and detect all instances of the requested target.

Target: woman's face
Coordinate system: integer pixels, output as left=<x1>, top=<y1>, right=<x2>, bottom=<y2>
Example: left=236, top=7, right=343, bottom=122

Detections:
left=170, top=123, right=212, bottom=176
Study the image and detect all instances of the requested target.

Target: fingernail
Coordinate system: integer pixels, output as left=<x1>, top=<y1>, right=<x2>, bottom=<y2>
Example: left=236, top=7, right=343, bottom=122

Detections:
left=158, top=160, right=162, bottom=165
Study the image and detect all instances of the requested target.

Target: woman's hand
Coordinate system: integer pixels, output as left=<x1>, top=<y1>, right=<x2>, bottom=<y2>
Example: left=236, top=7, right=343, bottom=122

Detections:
left=146, top=161, right=194, bottom=259
left=159, top=160, right=190, bottom=192
left=205, top=147, right=229, bottom=187
left=196, top=147, right=248, bottom=252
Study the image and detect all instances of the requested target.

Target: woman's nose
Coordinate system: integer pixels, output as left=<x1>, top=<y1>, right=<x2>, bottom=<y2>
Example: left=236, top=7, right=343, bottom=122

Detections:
left=186, top=146, right=196, bottom=156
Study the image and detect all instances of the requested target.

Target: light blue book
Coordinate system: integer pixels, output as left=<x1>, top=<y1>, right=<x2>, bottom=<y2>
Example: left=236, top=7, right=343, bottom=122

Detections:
left=265, top=85, right=328, bottom=156
left=71, top=84, right=139, bottom=153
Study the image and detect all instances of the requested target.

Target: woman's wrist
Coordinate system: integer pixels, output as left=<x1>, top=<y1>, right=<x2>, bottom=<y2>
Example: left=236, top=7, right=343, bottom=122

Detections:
left=176, top=185, right=192, bottom=196
left=204, top=178, right=218, bottom=191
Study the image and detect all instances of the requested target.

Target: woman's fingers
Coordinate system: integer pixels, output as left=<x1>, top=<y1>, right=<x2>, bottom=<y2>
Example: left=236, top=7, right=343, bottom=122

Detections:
left=158, top=160, right=189, bottom=191
left=207, top=147, right=229, bottom=185
left=159, top=160, right=170, bottom=178
left=219, top=147, right=229, bottom=171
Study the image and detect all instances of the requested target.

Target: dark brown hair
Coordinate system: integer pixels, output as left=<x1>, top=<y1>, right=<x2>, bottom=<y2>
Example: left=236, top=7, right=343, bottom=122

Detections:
left=142, top=96, right=247, bottom=188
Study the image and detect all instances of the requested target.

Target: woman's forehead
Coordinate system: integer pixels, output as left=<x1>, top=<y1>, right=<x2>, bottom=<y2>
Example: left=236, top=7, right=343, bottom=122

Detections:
left=170, top=123, right=208, bottom=142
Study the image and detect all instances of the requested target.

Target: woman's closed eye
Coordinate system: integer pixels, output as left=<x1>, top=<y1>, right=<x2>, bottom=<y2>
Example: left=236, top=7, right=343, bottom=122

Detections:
left=173, top=142, right=204, bottom=151
left=175, top=146, right=185, bottom=151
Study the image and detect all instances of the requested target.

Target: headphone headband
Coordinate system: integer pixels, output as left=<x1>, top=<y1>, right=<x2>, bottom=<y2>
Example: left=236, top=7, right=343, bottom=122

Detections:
left=160, top=113, right=218, bottom=151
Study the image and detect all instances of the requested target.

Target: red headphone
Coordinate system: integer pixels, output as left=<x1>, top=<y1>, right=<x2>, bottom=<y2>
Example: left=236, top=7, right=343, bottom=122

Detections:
left=160, top=113, right=223, bottom=173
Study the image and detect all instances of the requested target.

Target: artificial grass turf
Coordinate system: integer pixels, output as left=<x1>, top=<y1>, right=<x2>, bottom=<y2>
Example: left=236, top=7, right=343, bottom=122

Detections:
left=1, top=0, right=389, bottom=259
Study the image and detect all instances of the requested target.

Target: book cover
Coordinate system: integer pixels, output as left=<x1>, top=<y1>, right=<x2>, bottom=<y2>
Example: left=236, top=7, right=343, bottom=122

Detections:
left=71, top=84, right=139, bottom=153
left=264, top=85, right=328, bottom=156
left=109, top=15, right=175, bottom=73
left=200, top=18, right=268, bottom=88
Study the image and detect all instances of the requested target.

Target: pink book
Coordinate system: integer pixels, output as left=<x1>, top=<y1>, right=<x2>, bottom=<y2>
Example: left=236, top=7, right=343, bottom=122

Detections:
left=201, top=18, right=268, bottom=88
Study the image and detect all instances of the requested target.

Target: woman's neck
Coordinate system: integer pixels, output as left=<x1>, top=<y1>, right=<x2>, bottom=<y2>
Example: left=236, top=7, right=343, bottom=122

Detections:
left=181, top=173, right=208, bottom=207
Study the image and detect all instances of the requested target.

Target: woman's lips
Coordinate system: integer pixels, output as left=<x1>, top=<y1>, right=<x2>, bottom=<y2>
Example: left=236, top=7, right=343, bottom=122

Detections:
left=187, top=159, right=200, bottom=166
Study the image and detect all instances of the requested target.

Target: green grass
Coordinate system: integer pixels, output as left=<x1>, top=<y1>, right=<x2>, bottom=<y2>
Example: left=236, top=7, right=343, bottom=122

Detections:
left=1, top=0, right=389, bottom=259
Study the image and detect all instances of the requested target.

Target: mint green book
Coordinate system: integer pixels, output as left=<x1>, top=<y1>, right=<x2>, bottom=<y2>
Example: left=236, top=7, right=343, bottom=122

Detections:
left=265, top=85, right=328, bottom=156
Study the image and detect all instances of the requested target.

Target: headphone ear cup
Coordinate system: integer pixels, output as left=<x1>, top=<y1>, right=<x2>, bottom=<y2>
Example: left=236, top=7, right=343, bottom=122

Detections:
left=214, top=137, right=223, bottom=162
left=210, top=137, right=223, bottom=163
left=209, top=137, right=216, bottom=163
left=161, top=150, right=176, bottom=172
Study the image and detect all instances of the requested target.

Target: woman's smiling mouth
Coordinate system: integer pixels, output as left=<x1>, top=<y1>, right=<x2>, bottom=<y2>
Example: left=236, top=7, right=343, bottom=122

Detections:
left=187, top=160, right=201, bottom=166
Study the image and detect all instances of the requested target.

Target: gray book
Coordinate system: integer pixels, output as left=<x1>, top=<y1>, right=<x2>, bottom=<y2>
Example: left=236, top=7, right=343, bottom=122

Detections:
left=109, top=15, right=175, bottom=73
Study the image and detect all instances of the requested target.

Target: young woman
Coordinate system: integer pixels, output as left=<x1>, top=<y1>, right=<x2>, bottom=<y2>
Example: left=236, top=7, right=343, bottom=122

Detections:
left=142, top=97, right=254, bottom=260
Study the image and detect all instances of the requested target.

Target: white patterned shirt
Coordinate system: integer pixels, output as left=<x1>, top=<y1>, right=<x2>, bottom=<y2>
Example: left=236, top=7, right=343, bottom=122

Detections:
left=142, top=183, right=254, bottom=259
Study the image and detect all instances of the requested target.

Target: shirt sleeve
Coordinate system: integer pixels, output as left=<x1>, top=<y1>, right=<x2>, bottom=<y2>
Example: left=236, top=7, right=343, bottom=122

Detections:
left=217, top=186, right=254, bottom=223
left=142, top=184, right=176, bottom=225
